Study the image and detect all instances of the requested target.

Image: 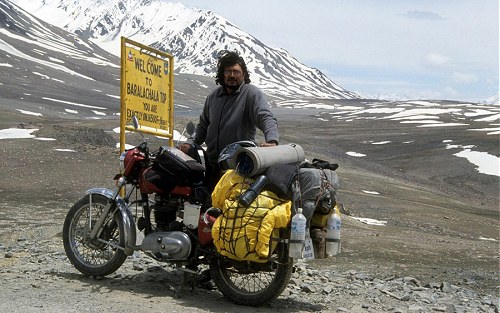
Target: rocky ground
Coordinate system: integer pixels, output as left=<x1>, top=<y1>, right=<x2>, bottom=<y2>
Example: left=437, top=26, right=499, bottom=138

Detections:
left=0, top=108, right=498, bottom=312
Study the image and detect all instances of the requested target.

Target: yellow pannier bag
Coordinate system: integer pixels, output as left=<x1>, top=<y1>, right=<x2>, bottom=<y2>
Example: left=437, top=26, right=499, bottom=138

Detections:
left=211, top=170, right=291, bottom=262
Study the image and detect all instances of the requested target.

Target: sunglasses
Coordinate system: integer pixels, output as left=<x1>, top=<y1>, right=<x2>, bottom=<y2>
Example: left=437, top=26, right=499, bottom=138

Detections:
left=223, top=69, right=243, bottom=76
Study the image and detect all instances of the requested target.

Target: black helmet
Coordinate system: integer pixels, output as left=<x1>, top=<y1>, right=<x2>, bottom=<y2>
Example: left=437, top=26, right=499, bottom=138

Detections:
left=218, top=141, right=257, bottom=170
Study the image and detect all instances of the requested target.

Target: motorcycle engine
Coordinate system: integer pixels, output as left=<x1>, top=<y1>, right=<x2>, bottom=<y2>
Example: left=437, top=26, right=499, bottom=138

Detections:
left=153, top=195, right=183, bottom=231
left=141, top=231, right=191, bottom=260
left=141, top=195, right=193, bottom=260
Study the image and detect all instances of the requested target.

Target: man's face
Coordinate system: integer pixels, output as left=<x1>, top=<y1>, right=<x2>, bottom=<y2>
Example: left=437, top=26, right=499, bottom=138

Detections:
left=223, top=64, right=244, bottom=91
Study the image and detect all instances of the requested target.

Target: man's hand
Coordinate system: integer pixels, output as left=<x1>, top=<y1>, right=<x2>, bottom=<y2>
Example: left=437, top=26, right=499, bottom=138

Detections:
left=178, top=143, right=192, bottom=153
left=260, top=141, right=278, bottom=147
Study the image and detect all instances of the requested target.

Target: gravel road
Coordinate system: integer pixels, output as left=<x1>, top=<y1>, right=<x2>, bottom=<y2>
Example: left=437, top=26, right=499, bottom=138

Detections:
left=0, top=110, right=498, bottom=312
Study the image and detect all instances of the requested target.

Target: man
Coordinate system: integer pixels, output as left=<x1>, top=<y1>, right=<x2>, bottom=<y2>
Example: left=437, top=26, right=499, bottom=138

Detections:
left=182, top=50, right=279, bottom=190
left=180, top=51, right=279, bottom=289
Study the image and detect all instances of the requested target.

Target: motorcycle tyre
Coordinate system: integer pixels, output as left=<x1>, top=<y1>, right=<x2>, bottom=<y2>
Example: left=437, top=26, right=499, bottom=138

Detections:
left=209, top=252, right=293, bottom=306
left=63, top=194, right=127, bottom=277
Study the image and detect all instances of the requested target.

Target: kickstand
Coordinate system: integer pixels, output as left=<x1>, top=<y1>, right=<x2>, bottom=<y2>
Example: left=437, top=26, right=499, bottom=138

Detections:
left=183, top=271, right=196, bottom=291
left=173, top=272, right=195, bottom=298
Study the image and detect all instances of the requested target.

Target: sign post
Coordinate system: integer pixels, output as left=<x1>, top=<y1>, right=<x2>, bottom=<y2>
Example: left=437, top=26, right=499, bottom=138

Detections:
left=120, top=36, right=174, bottom=152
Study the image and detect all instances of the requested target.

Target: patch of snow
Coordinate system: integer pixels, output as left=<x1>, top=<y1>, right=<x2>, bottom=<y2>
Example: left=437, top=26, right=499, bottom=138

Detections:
left=362, top=190, right=380, bottom=195
left=0, top=128, right=38, bottom=139
left=16, top=109, right=42, bottom=116
left=351, top=217, right=387, bottom=226
left=346, top=151, right=366, bottom=157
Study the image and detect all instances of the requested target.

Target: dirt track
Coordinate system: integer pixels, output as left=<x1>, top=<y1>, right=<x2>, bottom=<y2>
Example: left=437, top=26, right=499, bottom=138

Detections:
left=0, top=109, right=498, bottom=312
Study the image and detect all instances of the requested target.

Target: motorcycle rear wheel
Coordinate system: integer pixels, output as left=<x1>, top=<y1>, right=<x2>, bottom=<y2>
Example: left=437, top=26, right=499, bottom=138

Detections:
left=63, top=194, right=127, bottom=277
left=210, top=242, right=293, bottom=306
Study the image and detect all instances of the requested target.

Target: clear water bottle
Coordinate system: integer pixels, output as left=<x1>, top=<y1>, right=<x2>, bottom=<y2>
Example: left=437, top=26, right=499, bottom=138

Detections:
left=326, top=211, right=341, bottom=256
left=289, top=207, right=307, bottom=259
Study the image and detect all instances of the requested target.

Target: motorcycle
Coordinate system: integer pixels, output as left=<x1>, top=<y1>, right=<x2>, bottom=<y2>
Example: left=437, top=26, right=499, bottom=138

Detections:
left=62, top=116, right=294, bottom=306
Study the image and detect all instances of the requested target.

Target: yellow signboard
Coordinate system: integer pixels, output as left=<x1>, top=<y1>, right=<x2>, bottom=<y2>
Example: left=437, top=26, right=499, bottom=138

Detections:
left=120, top=37, right=174, bottom=151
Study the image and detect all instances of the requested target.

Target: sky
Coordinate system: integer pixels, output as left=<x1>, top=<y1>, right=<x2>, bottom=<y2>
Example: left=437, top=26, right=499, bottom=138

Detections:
left=175, top=0, right=499, bottom=102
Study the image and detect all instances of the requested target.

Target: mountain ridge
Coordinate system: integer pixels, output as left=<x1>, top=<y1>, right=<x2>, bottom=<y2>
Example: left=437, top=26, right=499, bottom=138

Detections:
left=10, top=0, right=360, bottom=100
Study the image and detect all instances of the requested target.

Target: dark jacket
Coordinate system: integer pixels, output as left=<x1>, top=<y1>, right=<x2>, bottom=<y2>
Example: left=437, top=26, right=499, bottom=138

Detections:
left=194, top=83, right=279, bottom=166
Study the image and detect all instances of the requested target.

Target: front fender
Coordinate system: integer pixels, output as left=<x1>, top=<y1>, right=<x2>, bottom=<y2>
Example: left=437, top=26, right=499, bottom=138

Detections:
left=85, top=188, right=137, bottom=256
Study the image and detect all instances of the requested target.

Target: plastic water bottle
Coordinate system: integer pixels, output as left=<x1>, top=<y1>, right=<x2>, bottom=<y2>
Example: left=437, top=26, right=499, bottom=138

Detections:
left=289, top=208, right=307, bottom=259
left=326, top=211, right=341, bottom=256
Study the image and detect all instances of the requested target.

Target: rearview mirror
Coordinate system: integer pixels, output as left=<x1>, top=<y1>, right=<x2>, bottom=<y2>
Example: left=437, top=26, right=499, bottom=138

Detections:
left=132, top=116, right=139, bottom=130
left=186, top=122, right=195, bottom=136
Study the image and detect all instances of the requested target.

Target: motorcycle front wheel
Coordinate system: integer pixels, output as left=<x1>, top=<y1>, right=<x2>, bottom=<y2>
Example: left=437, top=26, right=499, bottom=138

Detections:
left=210, top=237, right=293, bottom=306
left=63, top=194, right=127, bottom=277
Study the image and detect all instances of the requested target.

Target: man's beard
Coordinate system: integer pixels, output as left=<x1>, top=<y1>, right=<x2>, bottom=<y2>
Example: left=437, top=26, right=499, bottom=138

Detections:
left=225, top=82, right=241, bottom=91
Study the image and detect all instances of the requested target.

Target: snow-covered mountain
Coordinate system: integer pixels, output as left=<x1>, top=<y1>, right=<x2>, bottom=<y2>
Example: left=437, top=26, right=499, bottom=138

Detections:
left=481, top=94, right=499, bottom=105
left=10, top=0, right=359, bottom=100
left=0, top=0, right=123, bottom=114
left=1, top=0, right=228, bottom=117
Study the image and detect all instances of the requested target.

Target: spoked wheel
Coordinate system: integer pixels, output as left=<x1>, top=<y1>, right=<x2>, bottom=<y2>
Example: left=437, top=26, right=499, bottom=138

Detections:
left=63, top=194, right=127, bottom=276
left=210, top=241, right=293, bottom=306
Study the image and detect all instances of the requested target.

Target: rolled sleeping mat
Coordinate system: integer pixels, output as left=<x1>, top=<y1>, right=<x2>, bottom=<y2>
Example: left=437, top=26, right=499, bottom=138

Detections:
left=233, top=143, right=305, bottom=177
